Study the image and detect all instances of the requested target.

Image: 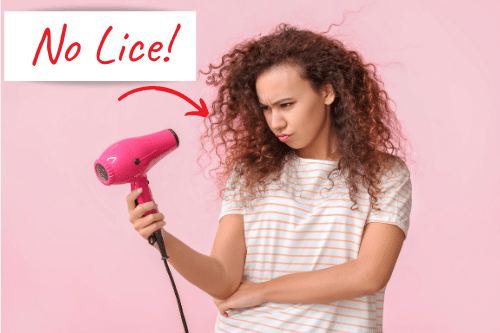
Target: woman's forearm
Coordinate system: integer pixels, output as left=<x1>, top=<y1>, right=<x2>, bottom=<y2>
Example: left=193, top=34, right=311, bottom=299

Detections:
left=260, top=259, right=375, bottom=304
left=151, top=228, right=234, bottom=299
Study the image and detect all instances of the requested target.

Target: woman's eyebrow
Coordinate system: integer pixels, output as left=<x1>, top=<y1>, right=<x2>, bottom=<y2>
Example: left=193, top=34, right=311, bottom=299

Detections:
left=259, top=97, right=294, bottom=106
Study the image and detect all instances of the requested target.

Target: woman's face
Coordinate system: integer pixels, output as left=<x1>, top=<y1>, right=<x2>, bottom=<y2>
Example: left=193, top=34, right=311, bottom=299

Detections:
left=255, top=64, right=338, bottom=161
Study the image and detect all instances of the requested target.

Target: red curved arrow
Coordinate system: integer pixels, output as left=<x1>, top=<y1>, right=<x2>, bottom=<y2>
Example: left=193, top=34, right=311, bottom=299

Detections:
left=118, top=86, right=209, bottom=117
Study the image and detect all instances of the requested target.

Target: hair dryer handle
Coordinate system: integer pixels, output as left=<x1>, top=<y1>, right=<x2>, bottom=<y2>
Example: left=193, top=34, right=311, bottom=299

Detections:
left=130, top=176, right=158, bottom=216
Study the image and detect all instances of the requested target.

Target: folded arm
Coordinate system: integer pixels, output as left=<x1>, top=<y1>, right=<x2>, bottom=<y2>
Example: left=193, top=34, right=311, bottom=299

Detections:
left=259, top=222, right=406, bottom=304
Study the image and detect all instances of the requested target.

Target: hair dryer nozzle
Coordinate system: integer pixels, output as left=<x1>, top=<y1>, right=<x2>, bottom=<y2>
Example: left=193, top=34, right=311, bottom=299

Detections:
left=95, top=163, right=109, bottom=182
left=168, top=129, right=179, bottom=148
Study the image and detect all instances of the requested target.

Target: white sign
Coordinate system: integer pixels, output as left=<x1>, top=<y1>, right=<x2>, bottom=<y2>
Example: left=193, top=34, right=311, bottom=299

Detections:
left=4, top=11, right=196, bottom=81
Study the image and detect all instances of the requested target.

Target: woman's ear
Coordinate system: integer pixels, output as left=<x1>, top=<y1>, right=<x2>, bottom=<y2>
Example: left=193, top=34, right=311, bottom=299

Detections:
left=322, top=83, right=336, bottom=105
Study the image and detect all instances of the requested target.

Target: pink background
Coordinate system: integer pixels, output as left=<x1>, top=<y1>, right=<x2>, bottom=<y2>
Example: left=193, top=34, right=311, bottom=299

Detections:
left=2, top=1, right=499, bottom=332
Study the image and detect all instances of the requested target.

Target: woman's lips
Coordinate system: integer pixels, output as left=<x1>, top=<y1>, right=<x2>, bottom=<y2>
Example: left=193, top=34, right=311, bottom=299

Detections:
left=279, top=135, right=291, bottom=142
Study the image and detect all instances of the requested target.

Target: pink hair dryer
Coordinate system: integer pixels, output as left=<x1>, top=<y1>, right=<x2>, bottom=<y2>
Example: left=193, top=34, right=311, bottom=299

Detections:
left=94, top=129, right=190, bottom=333
left=94, top=128, right=179, bottom=248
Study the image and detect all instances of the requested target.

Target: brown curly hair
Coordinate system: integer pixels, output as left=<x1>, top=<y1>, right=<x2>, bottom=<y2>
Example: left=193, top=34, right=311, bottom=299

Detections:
left=197, top=23, right=414, bottom=214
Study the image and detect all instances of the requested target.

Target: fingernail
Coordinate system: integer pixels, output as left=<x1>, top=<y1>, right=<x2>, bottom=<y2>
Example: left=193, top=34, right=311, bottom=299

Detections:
left=137, top=188, right=143, bottom=193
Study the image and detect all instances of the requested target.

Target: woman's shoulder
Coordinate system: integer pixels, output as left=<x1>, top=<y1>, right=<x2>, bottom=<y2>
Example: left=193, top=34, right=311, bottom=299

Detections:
left=377, top=153, right=411, bottom=183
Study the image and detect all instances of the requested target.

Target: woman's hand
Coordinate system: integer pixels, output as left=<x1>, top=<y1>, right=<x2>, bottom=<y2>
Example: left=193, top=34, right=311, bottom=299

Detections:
left=126, top=188, right=166, bottom=241
left=213, top=281, right=264, bottom=317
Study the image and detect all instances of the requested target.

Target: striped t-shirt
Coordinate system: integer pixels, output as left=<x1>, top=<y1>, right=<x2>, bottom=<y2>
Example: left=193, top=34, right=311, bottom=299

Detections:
left=214, top=152, right=412, bottom=333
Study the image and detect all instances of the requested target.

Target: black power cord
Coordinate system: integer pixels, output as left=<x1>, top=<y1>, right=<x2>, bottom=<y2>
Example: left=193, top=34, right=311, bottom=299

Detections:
left=135, top=198, right=190, bottom=333
left=148, top=230, right=190, bottom=333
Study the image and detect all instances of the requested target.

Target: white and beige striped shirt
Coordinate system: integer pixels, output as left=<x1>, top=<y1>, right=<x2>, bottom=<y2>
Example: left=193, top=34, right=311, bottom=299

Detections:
left=214, top=152, right=412, bottom=333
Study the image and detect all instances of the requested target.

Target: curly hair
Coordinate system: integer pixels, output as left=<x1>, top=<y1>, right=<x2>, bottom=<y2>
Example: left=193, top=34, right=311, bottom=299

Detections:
left=197, top=23, right=414, bottom=214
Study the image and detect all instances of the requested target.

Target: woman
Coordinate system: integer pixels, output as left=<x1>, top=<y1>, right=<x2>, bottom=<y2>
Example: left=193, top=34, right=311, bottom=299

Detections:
left=127, top=23, right=413, bottom=333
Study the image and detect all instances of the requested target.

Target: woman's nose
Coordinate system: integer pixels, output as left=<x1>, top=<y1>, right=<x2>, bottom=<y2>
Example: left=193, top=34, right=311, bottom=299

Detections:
left=270, top=110, right=286, bottom=131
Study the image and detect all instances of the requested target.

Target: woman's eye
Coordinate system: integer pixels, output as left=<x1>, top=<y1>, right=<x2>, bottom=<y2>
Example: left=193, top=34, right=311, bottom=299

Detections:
left=260, top=103, right=292, bottom=111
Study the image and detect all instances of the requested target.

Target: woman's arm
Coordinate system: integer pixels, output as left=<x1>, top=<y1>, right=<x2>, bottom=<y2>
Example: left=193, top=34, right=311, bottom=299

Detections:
left=259, top=258, right=372, bottom=304
left=153, top=228, right=235, bottom=300
left=259, top=223, right=405, bottom=304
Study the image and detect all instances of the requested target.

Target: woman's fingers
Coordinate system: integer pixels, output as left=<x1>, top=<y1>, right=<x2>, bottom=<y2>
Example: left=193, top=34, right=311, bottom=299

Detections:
left=126, top=189, right=166, bottom=241
left=213, top=297, right=229, bottom=317
left=140, top=220, right=166, bottom=239
left=132, top=201, right=157, bottom=220
left=126, top=188, right=143, bottom=213
left=134, top=212, right=165, bottom=231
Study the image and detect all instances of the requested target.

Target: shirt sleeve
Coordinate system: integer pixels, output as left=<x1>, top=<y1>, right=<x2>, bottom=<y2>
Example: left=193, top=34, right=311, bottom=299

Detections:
left=366, top=159, right=412, bottom=240
left=218, top=167, right=245, bottom=223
